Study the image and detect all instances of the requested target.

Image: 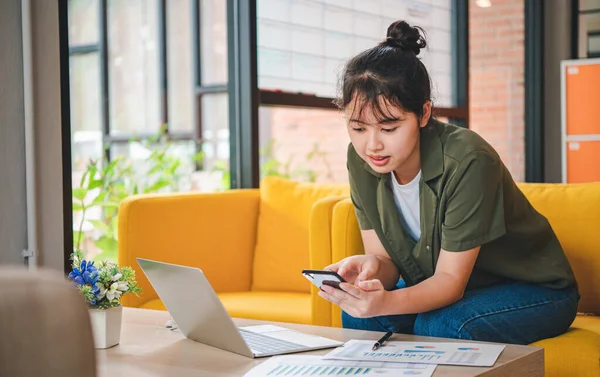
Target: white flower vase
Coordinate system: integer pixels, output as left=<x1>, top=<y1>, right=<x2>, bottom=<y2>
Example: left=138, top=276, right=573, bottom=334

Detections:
left=89, top=305, right=123, bottom=349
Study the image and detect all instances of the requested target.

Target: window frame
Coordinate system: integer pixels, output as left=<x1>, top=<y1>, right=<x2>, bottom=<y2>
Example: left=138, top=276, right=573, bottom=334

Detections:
left=524, top=0, right=545, bottom=183
left=228, top=0, right=470, bottom=188
left=69, top=0, right=470, bottom=188
left=68, top=0, right=219, bottom=159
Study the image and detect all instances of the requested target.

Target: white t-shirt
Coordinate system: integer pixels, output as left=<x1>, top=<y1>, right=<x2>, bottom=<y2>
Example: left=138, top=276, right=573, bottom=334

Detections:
left=390, top=170, right=422, bottom=241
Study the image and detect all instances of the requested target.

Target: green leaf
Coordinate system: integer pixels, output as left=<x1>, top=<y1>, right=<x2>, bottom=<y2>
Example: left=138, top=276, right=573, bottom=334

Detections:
left=104, top=158, right=120, bottom=177
left=91, top=191, right=107, bottom=206
left=144, top=180, right=170, bottom=193
left=89, top=219, right=111, bottom=236
left=94, top=236, right=118, bottom=256
left=73, top=188, right=88, bottom=201
left=111, top=216, right=119, bottom=240
left=114, top=191, right=129, bottom=202
left=104, top=207, right=117, bottom=218
left=168, top=160, right=181, bottom=175
left=88, top=179, right=103, bottom=190
left=193, top=151, right=204, bottom=163
left=79, top=169, right=89, bottom=188
left=72, top=202, right=86, bottom=211
left=89, top=164, right=98, bottom=181
left=148, top=164, right=162, bottom=175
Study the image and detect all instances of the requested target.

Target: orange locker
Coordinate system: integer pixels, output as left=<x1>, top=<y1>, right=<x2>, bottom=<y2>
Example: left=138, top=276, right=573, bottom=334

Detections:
left=561, top=59, right=600, bottom=183
left=565, top=141, right=600, bottom=183
left=564, top=64, right=600, bottom=135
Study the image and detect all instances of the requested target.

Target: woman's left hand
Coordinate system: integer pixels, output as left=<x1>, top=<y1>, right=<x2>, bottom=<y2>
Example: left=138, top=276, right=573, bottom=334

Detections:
left=318, top=279, right=388, bottom=318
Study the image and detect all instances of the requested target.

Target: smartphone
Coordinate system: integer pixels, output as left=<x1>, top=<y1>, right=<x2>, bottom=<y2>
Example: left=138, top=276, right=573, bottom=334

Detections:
left=302, top=269, right=347, bottom=290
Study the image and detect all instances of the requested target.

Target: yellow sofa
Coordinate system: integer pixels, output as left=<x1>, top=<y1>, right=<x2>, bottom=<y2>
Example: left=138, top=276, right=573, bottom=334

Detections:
left=118, top=176, right=349, bottom=325
left=328, top=182, right=600, bottom=377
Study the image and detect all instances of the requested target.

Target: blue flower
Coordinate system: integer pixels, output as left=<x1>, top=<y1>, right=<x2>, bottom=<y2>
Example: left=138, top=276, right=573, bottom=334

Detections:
left=69, top=259, right=101, bottom=298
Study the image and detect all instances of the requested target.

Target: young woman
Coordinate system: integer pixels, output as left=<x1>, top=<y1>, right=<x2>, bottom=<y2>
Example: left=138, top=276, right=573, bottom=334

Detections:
left=318, top=20, right=579, bottom=345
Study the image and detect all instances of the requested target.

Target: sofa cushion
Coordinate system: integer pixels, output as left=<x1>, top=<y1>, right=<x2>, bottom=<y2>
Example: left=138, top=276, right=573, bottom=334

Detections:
left=140, top=291, right=312, bottom=324
left=517, top=183, right=600, bottom=314
left=572, top=314, right=600, bottom=336
left=251, top=177, right=349, bottom=293
left=532, top=316, right=600, bottom=377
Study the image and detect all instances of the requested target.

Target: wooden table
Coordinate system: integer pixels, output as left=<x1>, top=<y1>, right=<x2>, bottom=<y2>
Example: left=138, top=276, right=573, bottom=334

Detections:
left=97, top=308, right=543, bottom=377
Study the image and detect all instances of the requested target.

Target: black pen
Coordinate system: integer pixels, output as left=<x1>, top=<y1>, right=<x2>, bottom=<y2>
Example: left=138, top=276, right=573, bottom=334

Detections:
left=372, top=331, right=393, bottom=351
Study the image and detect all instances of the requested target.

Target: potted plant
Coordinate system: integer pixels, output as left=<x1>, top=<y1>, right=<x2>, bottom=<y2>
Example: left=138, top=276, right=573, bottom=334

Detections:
left=68, top=250, right=141, bottom=349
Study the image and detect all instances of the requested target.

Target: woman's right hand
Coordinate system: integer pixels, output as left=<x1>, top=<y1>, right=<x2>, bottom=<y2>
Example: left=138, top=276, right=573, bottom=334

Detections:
left=325, top=255, right=382, bottom=285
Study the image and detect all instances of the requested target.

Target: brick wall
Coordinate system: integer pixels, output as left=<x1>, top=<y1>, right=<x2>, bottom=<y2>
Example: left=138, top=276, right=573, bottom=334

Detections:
left=259, top=106, right=350, bottom=183
left=262, top=0, right=525, bottom=183
left=469, top=0, right=525, bottom=182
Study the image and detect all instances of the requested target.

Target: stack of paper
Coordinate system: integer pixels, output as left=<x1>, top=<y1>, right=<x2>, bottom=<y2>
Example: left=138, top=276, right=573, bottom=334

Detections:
left=243, top=339, right=506, bottom=376
left=243, top=355, right=437, bottom=377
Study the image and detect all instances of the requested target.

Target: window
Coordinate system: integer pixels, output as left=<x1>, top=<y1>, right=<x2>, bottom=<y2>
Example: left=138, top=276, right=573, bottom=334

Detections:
left=256, top=0, right=463, bottom=184
left=68, top=0, right=229, bottom=262
left=257, top=0, right=455, bottom=107
left=197, top=0, right=229, bottom=174
left=167, top=0, right=195, bottom=133
left=578, top=6, right=600, bottom=58
left=200, top=0, right=228, bottom=84
left=70, top=52, right=103, bottom=168
left=108, top=0, right=161, bottom=135
left=69, top=0, right=99, bottom=45
left=580, top=0, right=600, bottom=11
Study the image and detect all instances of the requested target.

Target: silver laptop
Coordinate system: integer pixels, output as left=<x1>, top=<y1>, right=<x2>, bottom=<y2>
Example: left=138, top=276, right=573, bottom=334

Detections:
left=136, top=258, right=344, bottom=358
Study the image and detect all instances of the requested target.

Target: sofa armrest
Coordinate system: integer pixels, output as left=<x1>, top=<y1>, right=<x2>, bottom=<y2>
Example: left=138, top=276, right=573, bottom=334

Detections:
left=332, top=198, right=365, bottom=261
left=308, top=196, right=349, bottom=326
left=118, top=189, right=260, bottom=308
left=330, top=197, right=365, bottom=327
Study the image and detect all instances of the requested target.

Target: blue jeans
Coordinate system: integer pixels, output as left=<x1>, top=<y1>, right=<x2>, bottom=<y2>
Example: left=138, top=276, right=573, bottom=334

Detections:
left=342, top=280, right=579, bottom=345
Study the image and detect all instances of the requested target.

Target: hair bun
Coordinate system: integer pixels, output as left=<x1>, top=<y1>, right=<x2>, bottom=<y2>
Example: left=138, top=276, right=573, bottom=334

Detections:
left=384, top=20, right=427, bottom=55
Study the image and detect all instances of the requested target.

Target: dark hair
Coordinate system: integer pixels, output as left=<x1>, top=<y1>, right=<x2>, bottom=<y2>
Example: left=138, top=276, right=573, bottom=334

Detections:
left=335, top=20, right=432, bottom=122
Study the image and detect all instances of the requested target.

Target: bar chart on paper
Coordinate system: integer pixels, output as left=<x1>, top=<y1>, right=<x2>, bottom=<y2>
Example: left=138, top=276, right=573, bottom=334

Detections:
left=243, top=355, right=436, bottom=377
left=323, top=340, right=505, bottom=367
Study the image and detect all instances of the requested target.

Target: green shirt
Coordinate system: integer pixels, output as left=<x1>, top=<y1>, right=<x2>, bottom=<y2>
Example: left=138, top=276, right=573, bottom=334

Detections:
left=348, top=119, right=577, bottom=290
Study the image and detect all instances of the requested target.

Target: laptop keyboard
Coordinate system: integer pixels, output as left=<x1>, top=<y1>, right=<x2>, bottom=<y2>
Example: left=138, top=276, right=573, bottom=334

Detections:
left=239, top=329, right=305, bottom=355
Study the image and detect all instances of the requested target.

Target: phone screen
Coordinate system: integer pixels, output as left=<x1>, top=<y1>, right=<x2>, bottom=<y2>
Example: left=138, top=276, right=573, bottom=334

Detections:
left=302, top=269, right=346, bottom=290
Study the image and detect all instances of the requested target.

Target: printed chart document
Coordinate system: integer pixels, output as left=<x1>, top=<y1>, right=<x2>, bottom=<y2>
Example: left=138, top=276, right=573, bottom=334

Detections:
left=243, top=355, right=437, bottom=377
left=324, top=340, right=505, bottom=367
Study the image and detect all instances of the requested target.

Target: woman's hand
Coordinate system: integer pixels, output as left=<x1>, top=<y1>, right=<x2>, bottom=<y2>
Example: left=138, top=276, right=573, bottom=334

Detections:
left=325, top=255, right=382, bottom=285
left=318, top=279, right=388, bottom=318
